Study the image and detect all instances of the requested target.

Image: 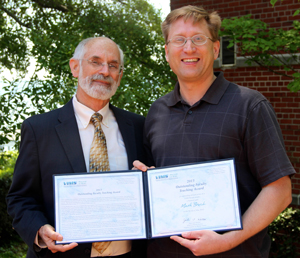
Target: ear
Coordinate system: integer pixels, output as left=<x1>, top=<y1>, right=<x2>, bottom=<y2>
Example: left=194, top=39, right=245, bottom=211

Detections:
left=165, top=44, right=169, bottom=63
left=69, top=59, right=80, bottom=78
left=213, top=40, right=220, bottom=60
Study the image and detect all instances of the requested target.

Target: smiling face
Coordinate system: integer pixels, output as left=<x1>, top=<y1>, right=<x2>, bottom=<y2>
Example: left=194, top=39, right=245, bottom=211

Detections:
left=165, top=18, right=220, bottom=86
left=70, top=38, right=123, bottom=101
left=78, top=62, right=120, bottom=101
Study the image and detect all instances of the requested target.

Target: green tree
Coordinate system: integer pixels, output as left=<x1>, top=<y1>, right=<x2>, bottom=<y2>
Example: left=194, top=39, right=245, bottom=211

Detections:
left=0, top=0, right=175, bottom=150
left=220, top=0, right=300, bottom=92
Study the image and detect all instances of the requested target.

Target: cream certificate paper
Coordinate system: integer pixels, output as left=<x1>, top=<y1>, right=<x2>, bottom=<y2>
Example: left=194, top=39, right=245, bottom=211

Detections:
left=147, top=159, right=241, bottom=237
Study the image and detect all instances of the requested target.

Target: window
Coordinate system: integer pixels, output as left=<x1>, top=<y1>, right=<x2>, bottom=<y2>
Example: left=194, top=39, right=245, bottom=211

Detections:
left=221, top=36, right=236, bottom=66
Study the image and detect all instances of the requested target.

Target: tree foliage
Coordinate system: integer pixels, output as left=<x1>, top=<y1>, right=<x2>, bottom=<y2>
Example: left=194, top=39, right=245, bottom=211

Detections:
left=220, top=1, right=300, bottom=92
left=0, top=0, right=175, bottom=149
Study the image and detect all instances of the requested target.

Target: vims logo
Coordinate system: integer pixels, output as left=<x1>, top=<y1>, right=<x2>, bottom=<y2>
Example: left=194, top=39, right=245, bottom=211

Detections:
left=63, top=180, right=87, bottom=186
left=63, top=181, right=77, bottom=186
left=156, top=174, right=168, bottom=180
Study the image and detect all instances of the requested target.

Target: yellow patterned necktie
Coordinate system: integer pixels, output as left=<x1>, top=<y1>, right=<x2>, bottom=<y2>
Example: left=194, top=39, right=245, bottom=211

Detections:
left=89, top=113, right=110, bottom=172
left=89, top=113, right=111, bottom=254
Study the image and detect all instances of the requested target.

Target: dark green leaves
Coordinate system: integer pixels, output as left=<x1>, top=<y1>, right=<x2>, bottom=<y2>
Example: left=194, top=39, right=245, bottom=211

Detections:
left=221, top=15, right=300, bottom=92
left=0, top=0, right=175, bottom=152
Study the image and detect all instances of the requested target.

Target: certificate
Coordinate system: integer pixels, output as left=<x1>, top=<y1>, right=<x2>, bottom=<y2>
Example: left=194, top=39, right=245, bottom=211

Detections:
left=54, top=172, right=146, bottom=244
left=147, top=159, right=242, bottom=237
left=53, top=158, right=242, bottom=244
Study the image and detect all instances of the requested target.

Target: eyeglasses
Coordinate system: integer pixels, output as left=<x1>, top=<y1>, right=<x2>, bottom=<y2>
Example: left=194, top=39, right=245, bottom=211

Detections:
left=166, top=34, right=213, bottom=47
left=79, top=58, right=123, bottom=74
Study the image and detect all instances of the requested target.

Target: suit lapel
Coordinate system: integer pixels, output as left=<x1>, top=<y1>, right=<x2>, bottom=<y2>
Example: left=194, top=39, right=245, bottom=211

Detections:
left=110, top=104, right=137, bottom=169
left=55, top=99, right=87, bottom=173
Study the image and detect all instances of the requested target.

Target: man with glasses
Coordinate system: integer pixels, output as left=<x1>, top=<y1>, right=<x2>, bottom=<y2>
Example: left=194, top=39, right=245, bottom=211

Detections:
left=134, top=5, right=294, bottom=258
left=7, top=37, right=146, bottom=258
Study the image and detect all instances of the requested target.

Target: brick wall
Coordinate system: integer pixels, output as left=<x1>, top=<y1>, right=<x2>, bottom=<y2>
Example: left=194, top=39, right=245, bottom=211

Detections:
left=220, top=66, right=300, bottom=200
left=169, top=0, right=300, bottom=204
left=171, top=0, right=299, bottom=29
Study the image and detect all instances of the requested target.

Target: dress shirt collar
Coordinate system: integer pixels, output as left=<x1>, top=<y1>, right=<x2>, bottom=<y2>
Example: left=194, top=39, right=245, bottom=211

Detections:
left=167, top=71, right=230, bottom=107
left=72, top=95, right=110, bottom=129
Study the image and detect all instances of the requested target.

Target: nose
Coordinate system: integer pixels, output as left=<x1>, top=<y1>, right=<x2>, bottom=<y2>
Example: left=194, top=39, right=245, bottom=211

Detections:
left=97, top=63, right=110, bottom=76
left=183, top=39, right=196, bottom=53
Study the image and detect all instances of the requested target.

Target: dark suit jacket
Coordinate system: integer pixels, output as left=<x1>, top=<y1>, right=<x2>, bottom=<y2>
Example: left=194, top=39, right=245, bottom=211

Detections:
left=6, top=99, right=147, bottom=258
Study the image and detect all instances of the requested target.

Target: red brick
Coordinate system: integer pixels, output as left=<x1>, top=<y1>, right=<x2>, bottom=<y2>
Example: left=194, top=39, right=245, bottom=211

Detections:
left=257, top=3, right=268, bottom=9
left=275, top=6, right=288, bottom=11
left=229, top=2, right=240, bottom=7
left=239, top=0, right=251, bottom=5
left=293, top=152, right=300, bottom=157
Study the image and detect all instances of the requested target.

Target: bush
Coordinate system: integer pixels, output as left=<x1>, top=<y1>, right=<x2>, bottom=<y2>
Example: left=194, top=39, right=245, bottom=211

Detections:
left=0, top=151, right=299, bottom=257
left=0, top=151, right=21, bottom=246
left=0, top=240, right=27, bottom=258
left=0, top=151, right=18, bottom=173
left=268, top=207, right=300, bottom=257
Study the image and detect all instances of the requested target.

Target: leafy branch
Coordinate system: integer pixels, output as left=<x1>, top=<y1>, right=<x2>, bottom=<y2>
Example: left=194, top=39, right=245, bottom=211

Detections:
left=31, top=0, right=70, bottom=12
left=0, top=6, right=32, bottom=28
left=220, top=15, right=300, bottom=92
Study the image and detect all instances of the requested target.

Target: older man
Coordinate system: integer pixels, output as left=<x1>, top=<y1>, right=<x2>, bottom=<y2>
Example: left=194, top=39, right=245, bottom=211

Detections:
left=7, top=37, right=146, bottom=258
left=134, top=5, right=295, bottom=258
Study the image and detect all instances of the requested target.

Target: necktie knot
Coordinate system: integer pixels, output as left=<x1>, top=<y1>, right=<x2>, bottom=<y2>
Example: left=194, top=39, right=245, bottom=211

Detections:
left=90, top=113, right=103, bottom=127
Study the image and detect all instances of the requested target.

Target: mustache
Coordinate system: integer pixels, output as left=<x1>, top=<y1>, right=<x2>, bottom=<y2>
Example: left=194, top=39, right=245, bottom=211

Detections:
left=90, top=74, right=114, bottom=84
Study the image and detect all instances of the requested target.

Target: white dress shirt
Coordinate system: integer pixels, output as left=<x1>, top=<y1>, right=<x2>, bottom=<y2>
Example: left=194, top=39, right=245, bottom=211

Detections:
left=73, top=95, right=131, bottom=257
left=35, top=96, right=131, bottom=256
left=73, top=96, right=128, bottom=172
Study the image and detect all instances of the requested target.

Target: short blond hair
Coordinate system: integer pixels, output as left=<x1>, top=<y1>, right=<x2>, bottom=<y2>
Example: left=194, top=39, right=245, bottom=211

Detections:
left=161, top=5, right=221, bottom=43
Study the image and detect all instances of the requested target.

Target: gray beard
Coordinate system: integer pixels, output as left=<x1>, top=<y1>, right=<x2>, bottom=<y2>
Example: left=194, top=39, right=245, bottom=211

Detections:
left=79, top=71, right=119, bottom=100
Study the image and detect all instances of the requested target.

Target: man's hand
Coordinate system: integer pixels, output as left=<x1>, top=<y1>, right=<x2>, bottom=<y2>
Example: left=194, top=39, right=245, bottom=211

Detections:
left=38, top=224, right=78, bottom=253
left=170, top=230, right=233, bottom=256
left=171, top=176, right=292, bottom=256
left=132, top=160, right=155, bottom=172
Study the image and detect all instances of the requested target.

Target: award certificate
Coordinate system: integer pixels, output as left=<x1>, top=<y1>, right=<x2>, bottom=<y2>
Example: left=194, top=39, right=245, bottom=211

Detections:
left=147, top=159, right=241, bottom=237
left=54, top=172, right=146, bottom=244
left=54, top=158, right=242, bottom=244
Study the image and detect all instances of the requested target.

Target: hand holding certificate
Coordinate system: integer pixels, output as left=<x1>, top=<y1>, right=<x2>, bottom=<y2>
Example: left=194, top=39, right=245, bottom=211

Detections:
left=54, top=172, right=146, bottom=244
left=54, top=159, right=242, bottom=244
left=147, top=159, right=242, bottom=237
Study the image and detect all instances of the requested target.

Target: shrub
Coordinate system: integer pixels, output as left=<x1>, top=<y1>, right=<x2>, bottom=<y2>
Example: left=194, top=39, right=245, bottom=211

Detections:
left=0, top=151, right=21, bottom=246
left=0, top=151, right=18, bottom=174
left=268, top=207, right=300, bottom=257
left=0, top=240, right=27, bottom=258
left=0, top=151, right=299, bottom=257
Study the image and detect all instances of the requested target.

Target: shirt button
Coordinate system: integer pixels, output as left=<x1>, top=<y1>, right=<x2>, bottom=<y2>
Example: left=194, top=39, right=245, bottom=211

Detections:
left=188, top=110, right=193, bottom=115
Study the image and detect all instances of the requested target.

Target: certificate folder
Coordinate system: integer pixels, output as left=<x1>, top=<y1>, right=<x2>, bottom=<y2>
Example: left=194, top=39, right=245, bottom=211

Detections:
left=53, top=158, right=242, bottom=244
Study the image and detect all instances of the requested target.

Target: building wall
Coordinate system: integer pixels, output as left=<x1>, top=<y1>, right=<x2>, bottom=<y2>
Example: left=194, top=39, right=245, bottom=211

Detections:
left=169, top=0, right=300, bottom=205
left=171, top=0, right=299, bottom=28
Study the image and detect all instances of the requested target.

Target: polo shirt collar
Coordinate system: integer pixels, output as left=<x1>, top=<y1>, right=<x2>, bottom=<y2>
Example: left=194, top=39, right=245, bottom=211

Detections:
left=167, top=72, right=229, bottom=107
